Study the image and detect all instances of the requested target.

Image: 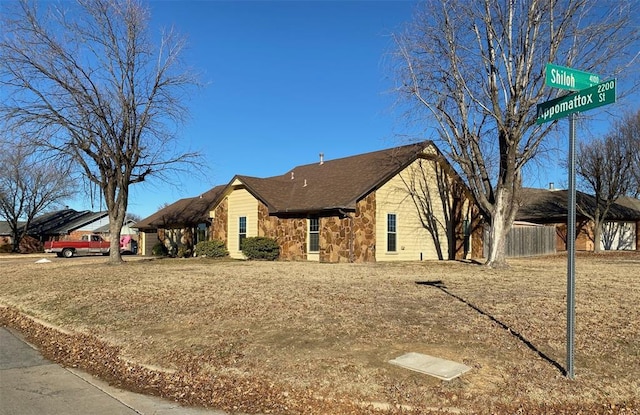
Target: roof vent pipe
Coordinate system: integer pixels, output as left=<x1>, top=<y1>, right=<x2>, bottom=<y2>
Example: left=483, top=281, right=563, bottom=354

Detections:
left=303, top=179, right=307, bottom=187
left=291, top=171, right=294, bottom=180
left=549, top=182, right=555, bottom=190
left=319, top=153, right=324, bottom=165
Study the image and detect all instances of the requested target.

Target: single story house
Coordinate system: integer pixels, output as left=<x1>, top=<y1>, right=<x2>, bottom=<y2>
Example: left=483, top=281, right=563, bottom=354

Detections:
left=1, top=209, right=139, bottom=253
left=20, top=209, right=109, bottom=242
left=0, top=221, right=23, bottom=251
left=134, top=185, right=225, bottom=256
left=208, top=141, right=483, bottom=262
left=516, top=187, right=640, bottom=251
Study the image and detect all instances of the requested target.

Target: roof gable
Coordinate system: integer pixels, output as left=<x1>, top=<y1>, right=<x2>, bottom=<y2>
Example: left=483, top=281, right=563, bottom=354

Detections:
left=134, top=185, right=225, bottom=229
left=228, top=141, right=434, bottom=214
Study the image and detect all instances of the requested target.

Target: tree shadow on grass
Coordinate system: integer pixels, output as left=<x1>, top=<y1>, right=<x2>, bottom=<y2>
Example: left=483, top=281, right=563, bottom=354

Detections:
left=416, top=280, right=566, bottom=376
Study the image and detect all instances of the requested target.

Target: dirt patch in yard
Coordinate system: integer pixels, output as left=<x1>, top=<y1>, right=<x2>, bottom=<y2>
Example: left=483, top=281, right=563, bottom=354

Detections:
left=1, top=252, right=639, bottom=414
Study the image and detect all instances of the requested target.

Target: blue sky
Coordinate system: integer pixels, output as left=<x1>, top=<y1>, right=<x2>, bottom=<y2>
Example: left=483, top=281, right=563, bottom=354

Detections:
left=120, top=0, right=424, bottom=218
left=69, top=0, right=631, bottom=219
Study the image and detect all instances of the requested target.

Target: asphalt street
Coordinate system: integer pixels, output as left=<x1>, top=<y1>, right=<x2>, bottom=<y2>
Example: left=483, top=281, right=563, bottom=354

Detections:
left=0, top=327, right=228, bottom=415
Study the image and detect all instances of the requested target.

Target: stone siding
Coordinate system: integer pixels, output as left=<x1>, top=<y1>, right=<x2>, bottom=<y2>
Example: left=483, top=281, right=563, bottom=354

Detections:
left=352, top=193, right=376, bottom=262
left=258, top=202, right=307, bottom=261
left=319, top=193, right=376, bottom=263
left=319, top=215, right=352, bottom=263
left=212, top=198, right=228, bottom=244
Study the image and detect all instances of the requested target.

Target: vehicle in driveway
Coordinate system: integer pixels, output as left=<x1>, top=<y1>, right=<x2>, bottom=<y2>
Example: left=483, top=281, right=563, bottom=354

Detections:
left=44, top=234, right=110, bottom=258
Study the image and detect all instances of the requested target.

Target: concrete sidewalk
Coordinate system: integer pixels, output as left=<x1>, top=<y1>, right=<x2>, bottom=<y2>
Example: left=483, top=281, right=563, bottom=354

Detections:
left=0, top=327, right=227, bottom=415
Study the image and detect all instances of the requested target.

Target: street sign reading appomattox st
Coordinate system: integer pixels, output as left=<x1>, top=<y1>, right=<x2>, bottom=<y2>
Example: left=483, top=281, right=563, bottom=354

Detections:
left=536, top=79, right=616, bottom=124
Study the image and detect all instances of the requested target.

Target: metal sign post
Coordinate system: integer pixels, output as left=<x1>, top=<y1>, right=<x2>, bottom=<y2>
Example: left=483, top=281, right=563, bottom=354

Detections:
left=566, top=112, right=577, bottom=380
left=537, top=64, right=616, bottom=379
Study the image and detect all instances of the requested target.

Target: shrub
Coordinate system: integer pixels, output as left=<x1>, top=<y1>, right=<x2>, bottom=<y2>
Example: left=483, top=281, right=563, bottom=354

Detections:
left=195, top=240, right=228, bottom=258
left=0, top=243, right=13, bottom=253
left=177, top=246, right=192, bottom=258
left=151, top=241, right=168, bottom=256
left=241, top=236, right=279, bottom=261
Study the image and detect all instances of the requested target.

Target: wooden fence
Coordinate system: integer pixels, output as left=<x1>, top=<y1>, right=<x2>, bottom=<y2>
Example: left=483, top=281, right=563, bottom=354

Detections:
left=484, top=224, right=557, bottom=258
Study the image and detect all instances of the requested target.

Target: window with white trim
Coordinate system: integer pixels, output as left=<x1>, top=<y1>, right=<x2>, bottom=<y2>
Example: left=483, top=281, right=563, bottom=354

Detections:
left=308, top=217, right=319, bottom=253
left=239, top=216, right=247, bottom=250
left=387, top=213, right=397, bottom=252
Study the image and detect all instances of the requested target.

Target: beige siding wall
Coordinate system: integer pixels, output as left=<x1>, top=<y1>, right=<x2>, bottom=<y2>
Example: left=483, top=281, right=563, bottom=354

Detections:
left=227, top=188, right=259, bottom=259
left=140, top=230, right=159, bottom=256
left=375, top=159, right=448, bottom=261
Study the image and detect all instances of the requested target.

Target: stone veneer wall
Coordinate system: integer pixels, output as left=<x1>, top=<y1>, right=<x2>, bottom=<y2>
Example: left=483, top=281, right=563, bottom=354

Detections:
left=351, top=192, right=376, bottom=262
left=211, top=198, right=228, bottom=243
left=257, top=202, right=307, bottom=261
left=319, top=215, right=352, bottom=263
left=319, top=193, right=376, bottom=263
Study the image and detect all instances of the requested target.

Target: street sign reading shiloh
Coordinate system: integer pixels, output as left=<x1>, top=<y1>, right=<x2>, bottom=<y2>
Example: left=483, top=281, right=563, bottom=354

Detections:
left=545, top=63, right=600, bottom=91
left=536, top=79, right=616, bottom=124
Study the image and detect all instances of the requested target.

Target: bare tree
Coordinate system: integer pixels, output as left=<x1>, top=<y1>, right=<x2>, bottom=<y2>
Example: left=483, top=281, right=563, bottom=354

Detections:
left=126, top=212, right=143, bottom=224
left=0, top=0, right=201, bottom=263
left=576, top=111, right=638, bottom=252
left=625, top=110, right=640, bottom=198
left=394, top=0, right=639, bottom=267
left=0, top=144, right=74, bottom=252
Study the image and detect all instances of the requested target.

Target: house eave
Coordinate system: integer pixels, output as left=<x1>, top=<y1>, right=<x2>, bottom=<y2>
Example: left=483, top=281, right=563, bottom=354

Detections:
left=270, top=206, right=356, bottom=216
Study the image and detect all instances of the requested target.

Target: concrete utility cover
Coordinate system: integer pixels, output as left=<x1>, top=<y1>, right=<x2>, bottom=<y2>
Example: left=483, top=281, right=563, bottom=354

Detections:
left=389, top=352, right=471, bottom=381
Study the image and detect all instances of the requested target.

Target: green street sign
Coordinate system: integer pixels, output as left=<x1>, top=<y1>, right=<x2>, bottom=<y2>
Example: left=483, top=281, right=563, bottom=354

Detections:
left=545, top=63, right=600, bottom=91
left=536, top=79, right=616, bottom=124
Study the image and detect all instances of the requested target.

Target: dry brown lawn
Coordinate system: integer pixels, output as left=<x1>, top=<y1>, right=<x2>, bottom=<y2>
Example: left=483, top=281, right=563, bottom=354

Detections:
left=1, top=252, right=639, bottom=414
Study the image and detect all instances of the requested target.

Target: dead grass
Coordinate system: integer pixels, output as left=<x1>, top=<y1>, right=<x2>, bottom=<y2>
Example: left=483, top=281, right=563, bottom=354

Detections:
left=1, top=252, right=639, bottom=414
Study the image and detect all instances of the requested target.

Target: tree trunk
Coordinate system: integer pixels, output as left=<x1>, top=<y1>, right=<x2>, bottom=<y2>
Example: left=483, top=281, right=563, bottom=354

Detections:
left=484, top=188, right=514, bottom=268
left=485, top=217, right=509, bottom=268
left=108, top=214, right=123, bottom=264
left=11, top=235, right=20, bottom=253
left=106, top=190, right=126, bottom=264
left=593, top=218, right=602, bottom=253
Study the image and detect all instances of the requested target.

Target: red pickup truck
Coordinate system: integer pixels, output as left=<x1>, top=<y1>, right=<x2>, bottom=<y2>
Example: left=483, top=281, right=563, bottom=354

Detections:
left=44, top=234, right=111, bottom=258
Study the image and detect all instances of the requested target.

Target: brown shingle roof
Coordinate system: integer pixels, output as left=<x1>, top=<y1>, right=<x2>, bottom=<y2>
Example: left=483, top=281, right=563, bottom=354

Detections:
left=134, top=185, right=225, bottom=229
left=516, top=188, right=640, bottom=223
left=233, top=141, right=432, bottom=213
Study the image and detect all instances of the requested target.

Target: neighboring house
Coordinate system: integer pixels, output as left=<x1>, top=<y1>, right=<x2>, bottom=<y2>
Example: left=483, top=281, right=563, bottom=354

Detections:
left=208, top=141, right=483, bottom=262
left=21, top=209, right=106, bottom=242
left=1, top=209, right=114, bottom=253
left=610, top=196, right=640, bottom=250
left=48, top=211, right=110, bottom=240
left=25, top=209, right=110, bottom=243
left=516, top=188, right=640, bottom=251
left=0, top=221, right=24, bottom=249
left=94, top=219, right=139, bottom=254
left=134, top=186, right=226, bottom=256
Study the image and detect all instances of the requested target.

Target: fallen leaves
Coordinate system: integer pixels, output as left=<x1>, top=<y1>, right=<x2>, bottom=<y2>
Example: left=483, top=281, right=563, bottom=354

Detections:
left=1, top=252, right=639, bottom=414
